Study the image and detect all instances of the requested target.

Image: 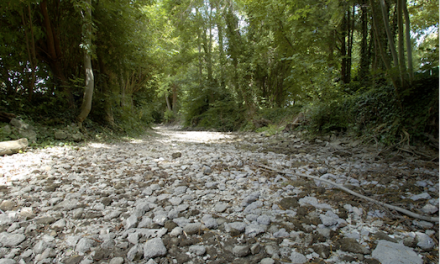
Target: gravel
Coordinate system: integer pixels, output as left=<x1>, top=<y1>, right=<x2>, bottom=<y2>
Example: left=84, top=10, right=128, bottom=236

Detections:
left=0, top=126, right=438, bottom=263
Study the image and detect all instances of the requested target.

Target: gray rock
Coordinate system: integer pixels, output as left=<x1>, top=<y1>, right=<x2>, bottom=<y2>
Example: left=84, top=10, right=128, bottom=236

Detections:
left=0, top=215, right=13, bottom=226
left=203, top=218, right=218, bottom=229
left=0, top=124, right=11, bottom=136
left=242, top=192, right=260, bottom=206
left=233, top=245, right=250, bottom=257
left=410, top=193, right=431, bottom=201
left=54, top=130, right=68, bottom=140
left=109, top=257, right=124, bottom=264
left=128, top=233, right=139, bottom=244
left=174, top=186, right=187, bottom=195
left=273, top=228, right=289, bottom=238
left=0, top=233, right=26, bottom=247
left=0, top=259, right=16, bottom=264
left=75, top=238, right=95, bottom=253
left=101, top=239, right=115, bottom=249
left=169, top=197, right=182, bottom=206
left=127, top=244, right=142, bottom=261
left=260, top=258, right=275, bottom=264
left=138, top=217, right=153, bottom=228
left=251, top=243, right=261, bottom=254
left=320, top=211, right=339, bottom=227
left=33, top=240, right=49, bottom=254
left=72, top=208, right=84, bottom=219
left=126, top=214, right=138, bottom=229
left=245, top=224, right=267, bottom=238
left=9, top=118, right=27, bottom=129
left=203, top=166, right=212, bottom=175
left=153, top=211, right=168, bottom=226
left=19, top=128, right=37, bottom=143
left=372, top=240, right=422, bottom=264
left=143, top=238, right=167, bottom=259
left=51, top=218, right=66, bottom=229
left=214, top=202, right=229, bottom=213
left=189, top=245, right=206, bottom=256
left=421, top=204, right=438, bottom=214
left=226, top=222, right=246, bottom=232
left=290, top=250, right=307, bottom=263
left=415, top=232, right=435, bottom=250
left=412, top=220, right=433, bottom=229
left=71, top=132, right=83, bottom=142
left=170, top=227, right=183, bottom=237
left=256, top=215, right=271, bottom=225
left=183, top=223, right=203, bottom=235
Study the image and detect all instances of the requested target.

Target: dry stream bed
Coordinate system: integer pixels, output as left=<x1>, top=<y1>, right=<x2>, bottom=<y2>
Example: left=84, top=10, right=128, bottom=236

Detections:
left=0, top=127, right=438, bottom=264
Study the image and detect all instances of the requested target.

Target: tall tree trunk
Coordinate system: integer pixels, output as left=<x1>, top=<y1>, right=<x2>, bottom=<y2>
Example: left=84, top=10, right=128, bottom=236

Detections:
left=397, top=0, right=407, bottom=86
left=216, top=4, right=225, bottom=89
left=402, top=0, right=413, bottom=84
left=21, top=5, right=38, bottom=101
left=379, top=0, right=399, bottom=71
left=340, top=11, right=348, bottom=83
left=359, top=0, right=369, bottom=82
left=370, top=0, right=401, bottom=103
left=346, top=6, right=355, bottom=84
left=77, top=0, right=94, bottom=123
left=40, top=0, right=74, bottom=107
left=172, top=83, right=178, bottom=116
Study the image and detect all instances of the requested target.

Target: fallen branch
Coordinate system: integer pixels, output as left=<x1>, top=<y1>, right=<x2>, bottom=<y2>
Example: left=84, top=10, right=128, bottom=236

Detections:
left=257, top=164, right=439, bottom=223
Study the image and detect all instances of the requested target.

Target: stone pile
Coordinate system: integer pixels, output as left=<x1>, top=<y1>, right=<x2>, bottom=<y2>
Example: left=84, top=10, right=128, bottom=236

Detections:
left=0, top=128, right=438, bottom=264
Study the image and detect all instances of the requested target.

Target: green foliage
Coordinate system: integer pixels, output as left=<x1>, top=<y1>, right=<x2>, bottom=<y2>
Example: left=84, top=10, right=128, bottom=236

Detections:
left=164, top=109, right=174, bottom=123
left=196, top=99, right=244, bottom=132
left=256, top=124, right=284, bottom=136
left=304, top=72, right=439, bottom=144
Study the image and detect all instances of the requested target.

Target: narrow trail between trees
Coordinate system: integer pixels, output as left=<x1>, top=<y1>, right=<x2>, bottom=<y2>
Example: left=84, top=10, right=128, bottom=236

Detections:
left=0, top=127, right=438, bottom=264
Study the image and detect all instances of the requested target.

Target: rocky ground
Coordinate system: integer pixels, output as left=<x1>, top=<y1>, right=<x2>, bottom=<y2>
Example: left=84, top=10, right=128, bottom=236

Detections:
left=0, top=126, right=438, bottom=264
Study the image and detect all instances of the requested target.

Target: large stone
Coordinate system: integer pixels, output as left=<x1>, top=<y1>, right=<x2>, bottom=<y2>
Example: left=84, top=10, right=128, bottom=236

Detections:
left=233, top=245, right=250, bottom=257
left=9, top=118, right=28, bottom=129
left=0, top=125, right=11, bottom=136
left=415, top=232, right=435, bottom=250
left=143, top=238, right=167, bottom=259
left=0, top=259, right=17, bottom=264
left=372, top=240, right=422, bottom=264
left=0, top=233, right=26, bottom=247
left=189, top=245, right=206, bottom=256
left=290, top=250, right=307, bottom=263
left=75, top=238, right=95, bottom=253
left=19, top=128, right=37, bottom=143
left=54, top=130, right=68, bottom=140
left=183, top=223, right=203, bottom=235
left=0, top=138, right=28, bottom=155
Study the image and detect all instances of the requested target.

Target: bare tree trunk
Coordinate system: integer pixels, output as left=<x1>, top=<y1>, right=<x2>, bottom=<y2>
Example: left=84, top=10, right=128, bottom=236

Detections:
left=40, top=0, right=74, bottom=107
left=359, top=0, right=369, bottom=82
left=379, top=0, right=399, bottom=70
left=172, top=84, right=178, bottom=116
left=77, top=0, right=94, bottom=123
left=397, top=0, right=407, bottom=86
left=402, top=0, right=413, bottom=84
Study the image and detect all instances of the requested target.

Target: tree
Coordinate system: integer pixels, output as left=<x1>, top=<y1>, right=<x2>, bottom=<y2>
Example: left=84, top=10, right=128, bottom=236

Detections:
left=77, top=0, right=94, bottom=124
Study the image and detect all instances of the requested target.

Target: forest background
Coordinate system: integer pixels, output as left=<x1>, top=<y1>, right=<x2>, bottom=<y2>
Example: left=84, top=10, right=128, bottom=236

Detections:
left=0, top=0, right=438, bottom=147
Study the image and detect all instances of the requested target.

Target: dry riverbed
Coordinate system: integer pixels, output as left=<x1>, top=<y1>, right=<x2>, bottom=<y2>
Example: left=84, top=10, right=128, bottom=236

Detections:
left=0, top=126, right=438, bottom=264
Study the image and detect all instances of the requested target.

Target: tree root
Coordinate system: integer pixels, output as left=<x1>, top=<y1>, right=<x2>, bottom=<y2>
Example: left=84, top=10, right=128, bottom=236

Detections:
left=257, top=164, right=439, bottom=223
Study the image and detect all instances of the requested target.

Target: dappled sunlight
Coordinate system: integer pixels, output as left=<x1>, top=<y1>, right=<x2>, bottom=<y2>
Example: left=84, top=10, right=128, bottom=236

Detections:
left=153, top=126, right=235, bottom=144
left=87, top=142, right=113, bottom=149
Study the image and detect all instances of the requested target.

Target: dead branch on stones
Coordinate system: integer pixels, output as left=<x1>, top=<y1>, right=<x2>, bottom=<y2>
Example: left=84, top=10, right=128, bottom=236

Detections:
left=257, top=164, right=439, bottom=223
